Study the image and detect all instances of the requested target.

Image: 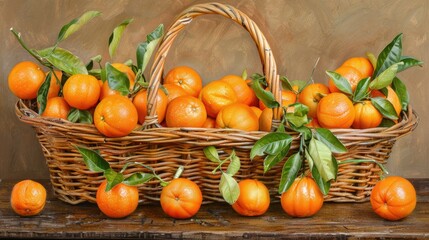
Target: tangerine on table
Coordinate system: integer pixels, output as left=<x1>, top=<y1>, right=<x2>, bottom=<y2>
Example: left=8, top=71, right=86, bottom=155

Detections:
left=232, top=179, right=270, bottom=217
left=10, top=179, right=47, bottom=216
left=216, top=103, right=259, bottom=131
left=164, top=66, right=203, bottom=97
left=317, top=92, right=355, bottom=128
left=328, top=65, right=363, bottom=93
left=165, top=95, right=207, bottom=128
left=8, top=61, right=45, bottom=100
left=41, top=97, right=70, bottom=120
left=63, top=74, right=100, bottom=110
left=96, top=180, right=139, bottom=219
left=132, top=88, right=168, bottom=125
left=199, top=80, right=238, bottom=118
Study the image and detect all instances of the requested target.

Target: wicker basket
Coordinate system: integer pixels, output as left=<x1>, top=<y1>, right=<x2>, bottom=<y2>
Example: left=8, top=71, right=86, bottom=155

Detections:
left=15, top=2, right=418, bottom=205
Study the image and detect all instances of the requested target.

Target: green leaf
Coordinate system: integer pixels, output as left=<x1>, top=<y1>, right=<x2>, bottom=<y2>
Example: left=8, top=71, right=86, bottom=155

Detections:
left=109, top=18, right=133, bottom=58
left=105, top=62, right=130, bottom=96
left=314, top=128, right=347, bottom=153
left=37, top=72, right=51, bottom=115
left=57, top=11, right=101, bottom=43
left=392, top=77, right=409, bottom=111
left=369, top=62, right=403, bottom=90
left=398, top=56, right=423, bottom=72
left=352, top=77, right=371, bottom=102
left=75, top=145, right=111, bottom=172
left=331, top=156, right=339, bottom=181
left=219, top=172, right=240, bottom=205
left=278, top=153, right=302, bottom=194
left=311, top=166, right=331, bottom=195
left=308, top=138, right=336, bottom=182
left=67, top=108, right=93, bottom=124
left=226, top=151, right=240, bottom=176
left=373, top=33, right=402, bottom=77
left=371, top=97, right=398, bottom=120
left=123, top=172, right=155, bottom=186
left=264, top=142, right=290, bottom=173
left=326, top=70, right=353, bottom=95
left=203, top=146, right=221, bottom=163
left=104, top=169, right=124, bottom=192
left=250, top=132, right=292, bottom=159
left=86, top=55, right=102, bottom=71
left=285, top=103, right=309, bottom=128
left=250, top=77, right=279, bottom=109
left=378, top=118, right=396, bottom=127
left=366, top=52, right=377, bottom=69
left=38, top=47, right=88, bottom=75
left=137, top=24, right=164, bottom=72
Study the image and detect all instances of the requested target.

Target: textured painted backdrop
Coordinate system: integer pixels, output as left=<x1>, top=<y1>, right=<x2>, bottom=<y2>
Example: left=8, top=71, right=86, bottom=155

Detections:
left=0, top=0, right=427, bottom=180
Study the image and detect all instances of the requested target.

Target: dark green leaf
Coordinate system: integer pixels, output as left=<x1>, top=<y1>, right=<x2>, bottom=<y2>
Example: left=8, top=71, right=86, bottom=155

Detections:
left=38, top=47, right=87, bottom=75
left=371, top=97, right=398, bottom=120
left=312, top=165, right=331, bottom=195
left=123, top=172, right=155, bottom=186
left=308, top=138, right=336, bottom=182
left=86, top=55, right=102, bottom=71
left=104, top=169, right=124, bottom=192
left=352, top=77, right=371, bottom=102
left=392, top=77, right=409, bottom=111
left=219, top=172, right=240, bottom=205
left=369, top=62, right=402, bottom=90
left=314, top=128, right=347, bottom=153
left=278, top=153, right=302, bottom=194
left=75, top=145, right=110, bottom=172
left=57, top=11, right=101, bottom=43
left=203, top=146, right=221, bottom=163
left=250, top=132, right=293, bottom=159
left=105, top=62, right=130, bottom=96
left=226, top=151, right=240, bottom=176
left=366, top=52, right=377, bottom=69
left=378, top=118, right=396, bottom=127
left=67, top=108, right=93, bottom=124
left=137, top=24, right=164, bottom=72
left=325, top=70, right=353, bottom=95
left=276, top=123, right=286, bottom=133
left=373, top=33, right=402, bottom=77
left=398, top=56, right=423, bottom=72
left=331, top=156, right=338, bottom=181
left=37, top=72, right=51, bottom=115
left=109, top=18, right=133, bottom=58
left=250, top=78, right=280, bottom=109
left=285, top=103, right=309, bottom=128
left=264, top=142, right=290, bottom=173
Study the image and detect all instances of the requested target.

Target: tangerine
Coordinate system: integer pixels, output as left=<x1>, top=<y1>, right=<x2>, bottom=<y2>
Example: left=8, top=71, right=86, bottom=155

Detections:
left=216, top=103, right=259, bottom=131
left=317, top=92, right=355, bottom=128
left=164, top=66, right=202, bottom=97
left=63, top=74, right=100, bottom=110
left=199, top=80, right=238, bottom=118
left=96, top=180, right=139, bottom=218
left=328, top=66, right=363, bottom=93
left=41, top=97, right=70, bottom=120
left=232, top=179, right=270, bottom=217
left=10, top=180, right=47, bottom=216
left=8, top=61, right=45, bottom=99
left=166, top=95, right=207, bottom=128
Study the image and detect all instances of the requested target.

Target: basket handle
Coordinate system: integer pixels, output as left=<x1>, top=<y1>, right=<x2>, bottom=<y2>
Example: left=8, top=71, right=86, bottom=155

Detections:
left=144, top=2, right=282, bottom=129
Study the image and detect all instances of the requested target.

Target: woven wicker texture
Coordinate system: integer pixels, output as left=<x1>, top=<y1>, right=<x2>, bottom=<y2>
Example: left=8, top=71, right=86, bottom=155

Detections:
left=15, top=2, right=419, bottom=204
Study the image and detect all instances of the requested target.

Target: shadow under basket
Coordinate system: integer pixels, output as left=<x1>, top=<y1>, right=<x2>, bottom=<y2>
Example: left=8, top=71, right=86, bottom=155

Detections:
left=15, top=2, right=419, bottom=204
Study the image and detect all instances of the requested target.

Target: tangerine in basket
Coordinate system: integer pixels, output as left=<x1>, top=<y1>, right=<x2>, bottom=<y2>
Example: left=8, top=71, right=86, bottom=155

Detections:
left=163, top=83, right=188, bottom=103
left=298, top=83, right=330, bottom=119
left=250, top=106, right=262, bottom=119
left=371, top=86, right=402, bottom=116
left=328, top=65, right=363, bottom=93
left=232, top=179, right=270, bottom=216
left=46, top=70, right=63, bottom=99
left=280, top=176, right=324, bottom=217
left=370, top=176, right=416, bottom=221
left=199, top=80, right=238, bottom=118
left=202, top=117, right=216, bottom=128
left=63, top=74, right=101, bottom=110
left=259, top=107, right=274, bottom=132
left=341, top=57, right=374, bottom=78
left=352, top=100, right=383, bottom=129
left=8, top=61, right=46, bottom=100
left=10, top=180, right=47, bottom=216
left=160, top=178, right=203, bottom=219
left=166, top=95, right=207, bottom=128
left=99, top=63, right=136, bottom=100
left=96, top=180, right=139, bottom=218
left=259, top=89, right=297, bottom=110
left=220, top=74, right=256, bottom=106
left=133, top=88, right=168, bottom=125
left=317, top=92, right=355, bottom=128
left=216, top=103, right=259, bottom=131
left=164, top=66, right=203, bottom=97
left=41, top=96, right=70, bottom=120
left=94, top=95, right=138, bottom=137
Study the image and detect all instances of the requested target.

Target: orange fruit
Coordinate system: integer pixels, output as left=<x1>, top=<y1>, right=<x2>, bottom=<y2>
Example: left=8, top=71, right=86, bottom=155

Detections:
left=133, top=88, right=168, bottom=125
left=8, top=61, right=45, bottom=99
left=259, top=107, right=274, bottom=132
left=220, top=74, right=255, bottom=106
left=250, top=106, right=262, bottom=119
left=298, top=83, right=330, bottom=119
left=232, top=179, right=270, bottom=216
left=202, top=117, right=216, bottom=128
left=163, top=83, right=188, bottom=103
left=96, top=180, right=139, bottom=218
left=280, top=176, right=324, bottom=217
left=10, top=180, right=47, bottom=216
left=94, top=95, right=138, bottom=137
left=371, top=86, right=401, bottom=116
left=166, top=95, right=207, bottom=128
left=199, top=80, right=238, bottom=118
left=99, top=63, right=136, bottom=100
left=341, top=57, right=374, bottom=78
left=328, top=66, right=363, bottom=93
left=259, top=89, right=296, bottom=110
left=164, top=66, right=202, bottom=97
left=41, top=97, right=70, bottom=120
left=63, top=74, right=101, bottom=110
left=317, top=92, right=355, bottom=129
left=216, top=103, right=259, bottom=131
left=306, top=118, right=321, bottom=128
left=47, top=70, right=63, bottom=99
left=160, top=178, right=203, bottom=219
left=370, top=176, right=416, bottom=221
left=352, top=101, right=383, bottom=129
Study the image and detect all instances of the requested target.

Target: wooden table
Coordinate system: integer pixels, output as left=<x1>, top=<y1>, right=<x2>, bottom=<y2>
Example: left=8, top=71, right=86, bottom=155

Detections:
left=1, top=179, right=428, bottom=239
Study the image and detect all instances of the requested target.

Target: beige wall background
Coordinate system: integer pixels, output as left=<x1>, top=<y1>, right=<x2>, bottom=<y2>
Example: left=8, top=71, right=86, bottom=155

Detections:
left=1, top=0, right=427, bottom=180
